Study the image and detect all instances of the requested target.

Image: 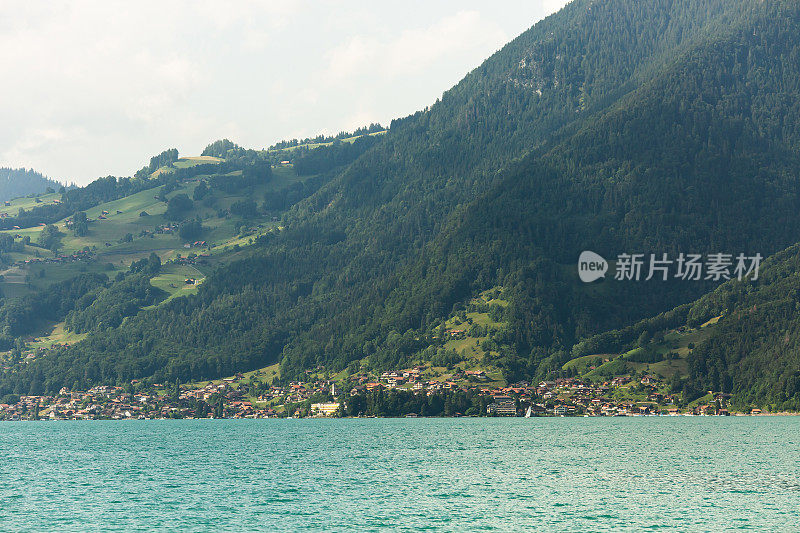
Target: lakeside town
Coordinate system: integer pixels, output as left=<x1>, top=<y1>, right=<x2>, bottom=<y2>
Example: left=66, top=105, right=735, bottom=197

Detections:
left=0, top=366, right=774, bottom=421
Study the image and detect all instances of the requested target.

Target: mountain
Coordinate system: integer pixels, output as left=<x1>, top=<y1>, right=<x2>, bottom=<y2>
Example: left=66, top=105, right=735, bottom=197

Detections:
left=558, top=241, right=800, bottom=411
left=685, top=245, right=800, bottom=411
left=0, top=168, right=65, bottom=203
left=2, top=0, right=800, bottom=407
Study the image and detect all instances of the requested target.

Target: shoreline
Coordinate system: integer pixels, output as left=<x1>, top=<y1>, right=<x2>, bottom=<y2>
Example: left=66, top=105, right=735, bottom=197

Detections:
left=4, top=412, right=800, bottom=422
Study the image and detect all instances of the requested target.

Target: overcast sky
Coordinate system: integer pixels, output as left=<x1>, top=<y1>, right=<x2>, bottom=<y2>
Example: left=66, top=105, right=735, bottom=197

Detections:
left=0, top=1, right=568, bottom=185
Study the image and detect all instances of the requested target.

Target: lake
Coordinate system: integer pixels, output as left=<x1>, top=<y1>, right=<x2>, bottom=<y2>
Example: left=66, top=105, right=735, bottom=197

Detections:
left=1, top=417, right=798, bottom=531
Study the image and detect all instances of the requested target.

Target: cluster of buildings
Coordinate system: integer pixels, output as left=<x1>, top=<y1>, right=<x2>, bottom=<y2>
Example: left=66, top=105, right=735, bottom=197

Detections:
left=0, top=387, right=150, bottom=421
left=0, top=381, right=278, bottom=421
left=172, top=254, right=210, bottom=266
left=336, top=372, right=736, bottom=417
left=481, top=377, right=734, bottom=417
left=150, top=223, right=181, bottom=235
left=0, top=370, right=747, bottom=421
left=15, top=249, right=94, bottom=268
left=342, top=367, right=489, bottom=395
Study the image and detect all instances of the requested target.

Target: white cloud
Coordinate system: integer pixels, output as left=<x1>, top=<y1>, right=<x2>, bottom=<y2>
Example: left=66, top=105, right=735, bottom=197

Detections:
left=385, top=11, right=508, bottom=75
left=3, top=127, right=69, bottom=163
left=323, top=10, right=508, bottom=84
left=325, top=35, right=379, bottom=83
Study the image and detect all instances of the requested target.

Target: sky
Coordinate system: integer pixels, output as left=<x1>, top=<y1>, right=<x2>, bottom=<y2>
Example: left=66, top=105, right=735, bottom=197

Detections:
left=0, top=1, right=569, bottom=185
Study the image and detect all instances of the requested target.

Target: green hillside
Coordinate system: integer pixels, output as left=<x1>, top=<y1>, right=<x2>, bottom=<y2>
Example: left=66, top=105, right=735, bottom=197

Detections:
left=682, top=245, right=800, bottom=411
left=557, top=240, right=800, bottom=411
left=562, top=321, right=716, bottom=382
left=0, top=162, right=309, bottom=301
left=0, top=148, right=337, bottom=373
left=2, top=0, right=800, bottom=408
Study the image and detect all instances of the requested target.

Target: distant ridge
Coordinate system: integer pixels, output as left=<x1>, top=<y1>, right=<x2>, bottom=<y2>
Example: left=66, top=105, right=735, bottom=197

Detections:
left=0, top=167, right=66, bottom=202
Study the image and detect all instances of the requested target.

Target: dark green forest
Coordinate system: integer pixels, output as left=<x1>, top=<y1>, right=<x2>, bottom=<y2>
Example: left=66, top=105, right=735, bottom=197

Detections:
left=683, top=245, right=800, bottom=411
left=2, top=0, right=800, bottom=408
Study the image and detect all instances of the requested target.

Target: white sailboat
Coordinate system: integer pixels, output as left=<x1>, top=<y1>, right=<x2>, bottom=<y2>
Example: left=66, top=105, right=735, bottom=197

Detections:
left=524, top=405, right=532, bottom=418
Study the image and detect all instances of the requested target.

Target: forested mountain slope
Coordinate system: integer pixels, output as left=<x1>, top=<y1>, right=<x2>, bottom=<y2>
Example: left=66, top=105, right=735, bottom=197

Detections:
left=3, top=0, right=800, bottom=400
left=684, top=244, right=800, bottom=410
left=565, top=241, right=800, bottom=410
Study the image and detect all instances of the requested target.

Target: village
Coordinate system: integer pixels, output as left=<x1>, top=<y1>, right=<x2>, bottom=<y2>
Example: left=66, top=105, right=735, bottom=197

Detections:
left=10, top=248, right=94, bottom=269
left=0, top=366, right=757, bottom=421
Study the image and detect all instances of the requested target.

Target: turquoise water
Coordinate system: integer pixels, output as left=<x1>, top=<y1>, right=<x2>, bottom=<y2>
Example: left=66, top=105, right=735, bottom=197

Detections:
left=1, top=418, right=799, bottom=532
